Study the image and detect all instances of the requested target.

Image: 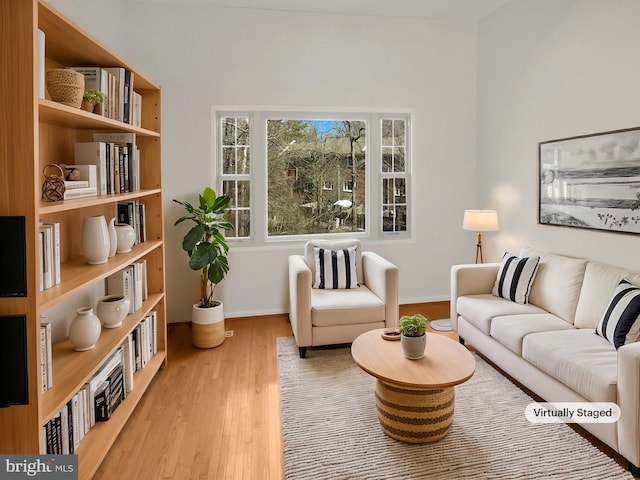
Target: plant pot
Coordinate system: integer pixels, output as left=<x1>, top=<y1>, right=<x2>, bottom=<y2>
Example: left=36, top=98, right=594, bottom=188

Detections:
left=401, top=334, right=426, bottom=360
left=191, top=301, right=225, bottom=349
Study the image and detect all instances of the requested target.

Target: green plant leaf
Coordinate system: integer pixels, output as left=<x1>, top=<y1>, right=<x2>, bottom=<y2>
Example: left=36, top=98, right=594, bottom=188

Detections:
left=182, top=224, right=206, bottom=252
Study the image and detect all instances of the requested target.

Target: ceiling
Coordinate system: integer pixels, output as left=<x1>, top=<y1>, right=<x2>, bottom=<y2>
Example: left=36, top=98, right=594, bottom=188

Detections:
left=137, top=0, right=512, bottom=22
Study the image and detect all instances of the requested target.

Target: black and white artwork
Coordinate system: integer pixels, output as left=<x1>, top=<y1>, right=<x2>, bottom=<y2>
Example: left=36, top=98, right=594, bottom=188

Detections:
left=539, top=127, right=640, bottom=234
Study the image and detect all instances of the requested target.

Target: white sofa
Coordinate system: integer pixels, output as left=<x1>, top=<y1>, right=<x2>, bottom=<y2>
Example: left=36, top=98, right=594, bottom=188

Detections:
left=451, top=246, right=640, bottom=476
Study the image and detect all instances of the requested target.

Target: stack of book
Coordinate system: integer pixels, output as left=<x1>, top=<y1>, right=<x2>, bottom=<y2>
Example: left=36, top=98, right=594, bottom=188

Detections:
left=106, top=261, right=148, bottom=315
left=70, top=66, right=140, bottom=126
left=38, top=221, right=60, bottom=291
left=117, top=199, right=146, bottom=244
left=62, top=164, right=97, bottom=200
left=74, top=133, right=139, bottom=196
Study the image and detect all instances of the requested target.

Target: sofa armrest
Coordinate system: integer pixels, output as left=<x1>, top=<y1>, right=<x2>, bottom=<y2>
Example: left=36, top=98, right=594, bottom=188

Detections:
left=288, top=255, right=313, bottom=347
left=450, top=263, right=500, bottom=332
left=362, top=251, right=399, bottom=328
left=618, top=341, right=640, bottom=468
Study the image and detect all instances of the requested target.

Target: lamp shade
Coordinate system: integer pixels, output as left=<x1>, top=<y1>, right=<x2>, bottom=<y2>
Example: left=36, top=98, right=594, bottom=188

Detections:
left=462, top=210, right=499, bottom=232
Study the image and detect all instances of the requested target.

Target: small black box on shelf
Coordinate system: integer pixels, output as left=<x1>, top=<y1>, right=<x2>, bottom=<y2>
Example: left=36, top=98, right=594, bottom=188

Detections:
left=0, top=216, right=27, bottom=297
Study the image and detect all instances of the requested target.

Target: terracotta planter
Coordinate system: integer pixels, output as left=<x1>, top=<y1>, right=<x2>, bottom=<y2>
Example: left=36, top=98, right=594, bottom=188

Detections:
left=401, top=334, right=426, bottom=360
left=191, top=301, right=225, bottom=349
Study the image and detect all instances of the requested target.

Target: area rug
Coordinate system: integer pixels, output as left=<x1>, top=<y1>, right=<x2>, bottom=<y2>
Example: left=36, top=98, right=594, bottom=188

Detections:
left=277, top=336, right=633, bottom=480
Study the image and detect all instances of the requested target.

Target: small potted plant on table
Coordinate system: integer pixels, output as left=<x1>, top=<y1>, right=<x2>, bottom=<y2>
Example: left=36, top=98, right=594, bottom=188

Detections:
left=399, top=314, right=427, bottom=360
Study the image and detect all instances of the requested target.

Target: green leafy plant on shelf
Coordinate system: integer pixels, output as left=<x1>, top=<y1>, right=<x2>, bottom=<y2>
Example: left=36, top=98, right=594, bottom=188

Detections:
left=82, top=89, right=105, bottom=107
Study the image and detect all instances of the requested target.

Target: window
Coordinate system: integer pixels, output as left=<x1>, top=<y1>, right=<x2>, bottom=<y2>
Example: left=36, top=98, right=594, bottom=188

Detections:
left=215, top=109, right=411, bottom=242
left=381, top=119, right=408, bottom=232
left=220, top=117, right=251, bottom=238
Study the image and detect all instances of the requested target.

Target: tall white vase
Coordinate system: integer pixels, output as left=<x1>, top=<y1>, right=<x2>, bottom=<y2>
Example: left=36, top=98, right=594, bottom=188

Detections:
left=107, top=217, right=117, bottom=257
left=81, top=215, right=110, bottom=264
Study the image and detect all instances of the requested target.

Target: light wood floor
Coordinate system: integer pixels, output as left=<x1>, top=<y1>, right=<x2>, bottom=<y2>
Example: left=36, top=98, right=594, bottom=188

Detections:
left=92, top=303, right=451, bottom=479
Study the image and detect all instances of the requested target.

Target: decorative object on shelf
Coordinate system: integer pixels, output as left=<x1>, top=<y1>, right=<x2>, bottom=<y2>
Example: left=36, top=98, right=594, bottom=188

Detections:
left=45, top=68, right=85, bottom=108
left=399, top=314, right=427, bottom=360
left=114, top=223, right=136, bottom=253
left=81, top=89, right=105, bottom=113
left=68, top=307, right=101, bottom=351
left=81, top=215, right=110, bottom=264
left=41, top=163, right=66, bottom=202
left=381, top=328, right=401, bottom=341
left=462, top=209, right=499, bottom=264
left=174, top=187, right=232, bottom=348
left=96, top=294, right=130, bottom=328
left=107, top=217, right=117, bottom=257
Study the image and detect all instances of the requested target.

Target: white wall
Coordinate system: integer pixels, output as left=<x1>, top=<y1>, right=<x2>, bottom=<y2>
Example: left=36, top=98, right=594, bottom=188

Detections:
left=477, top=0, right=640, bottom=268
left=49, top=1, right=479, bottom=321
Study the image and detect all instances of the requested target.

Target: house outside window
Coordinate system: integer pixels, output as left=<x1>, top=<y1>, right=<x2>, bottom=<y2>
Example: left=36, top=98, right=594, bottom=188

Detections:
left=215, top=109, right=412, bottom=243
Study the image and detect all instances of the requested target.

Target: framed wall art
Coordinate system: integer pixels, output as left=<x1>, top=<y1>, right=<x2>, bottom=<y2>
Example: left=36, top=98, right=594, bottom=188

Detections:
left=539, top=127, right=640, bottom=234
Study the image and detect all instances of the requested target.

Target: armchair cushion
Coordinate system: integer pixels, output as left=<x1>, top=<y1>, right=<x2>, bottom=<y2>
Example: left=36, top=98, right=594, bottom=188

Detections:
left=311, top=286, right=385, bottom=327
left=312, top=246, right=359, bottom=289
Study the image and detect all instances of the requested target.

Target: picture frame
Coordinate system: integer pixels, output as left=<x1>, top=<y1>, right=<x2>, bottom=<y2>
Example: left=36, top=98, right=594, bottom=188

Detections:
left=538, top=127, right=640, bottom=234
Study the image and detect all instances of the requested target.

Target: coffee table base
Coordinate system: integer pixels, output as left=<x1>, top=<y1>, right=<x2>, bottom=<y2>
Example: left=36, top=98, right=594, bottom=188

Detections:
left=374, top=379, right=455, bottom=443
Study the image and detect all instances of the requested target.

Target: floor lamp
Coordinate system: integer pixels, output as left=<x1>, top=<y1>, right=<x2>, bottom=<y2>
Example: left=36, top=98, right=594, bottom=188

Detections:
left=430, top=209, right=499, bottom=332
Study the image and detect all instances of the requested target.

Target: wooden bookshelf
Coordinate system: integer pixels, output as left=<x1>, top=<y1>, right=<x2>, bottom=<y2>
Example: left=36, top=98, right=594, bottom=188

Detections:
left=0, top=1, right=166, bottom=478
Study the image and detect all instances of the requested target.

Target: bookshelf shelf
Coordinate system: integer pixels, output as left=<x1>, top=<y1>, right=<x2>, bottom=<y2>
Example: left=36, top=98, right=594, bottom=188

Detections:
left=0, top=1, right=166, bottom=478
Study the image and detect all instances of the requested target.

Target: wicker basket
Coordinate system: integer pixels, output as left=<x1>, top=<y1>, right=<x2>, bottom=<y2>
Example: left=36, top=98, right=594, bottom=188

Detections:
left=46, top=69, right=85, bottom=108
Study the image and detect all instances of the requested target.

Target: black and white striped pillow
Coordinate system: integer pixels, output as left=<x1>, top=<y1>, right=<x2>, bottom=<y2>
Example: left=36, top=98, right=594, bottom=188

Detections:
left=595, top=279, right=640, bottom=349
left=492, top=252, right=540, bottom=304
left=313, top=246, right=359, bottom=289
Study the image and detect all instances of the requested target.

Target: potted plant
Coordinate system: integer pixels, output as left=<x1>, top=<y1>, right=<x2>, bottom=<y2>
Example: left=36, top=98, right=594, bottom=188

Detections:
left=81, top=89, right=105, bottom=113
left=399, top=314, right=427, bottom=360
left=174, top=187, right=232, bottom=348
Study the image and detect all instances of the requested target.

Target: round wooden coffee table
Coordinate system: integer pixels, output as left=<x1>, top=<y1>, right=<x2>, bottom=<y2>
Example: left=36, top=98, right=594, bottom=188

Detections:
left=351, top=329, right=475, bottom=443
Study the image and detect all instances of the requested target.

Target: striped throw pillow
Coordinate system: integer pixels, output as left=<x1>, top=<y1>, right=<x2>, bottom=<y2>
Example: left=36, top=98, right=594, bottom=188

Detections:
left=313, top=246, right=359, bottom=289
left=595, top=279, right=640, bottom=349
left=492, top=252, right=540, bottom=304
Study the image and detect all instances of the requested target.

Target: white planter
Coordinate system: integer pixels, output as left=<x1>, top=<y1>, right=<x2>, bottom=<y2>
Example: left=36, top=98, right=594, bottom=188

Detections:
left=401, top=334, right=426, bottom=360
left=191, top=301, right=225, bottom=349
left=69, top=307, right=101, bottom=351
left=96, top=294, right=130, bottom=328
left=81, top=215, right=110, bottom=265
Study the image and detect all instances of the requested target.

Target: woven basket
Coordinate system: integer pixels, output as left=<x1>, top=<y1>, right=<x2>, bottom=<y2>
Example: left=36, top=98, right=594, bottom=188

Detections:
left=46, top=69, right=85, bottom=108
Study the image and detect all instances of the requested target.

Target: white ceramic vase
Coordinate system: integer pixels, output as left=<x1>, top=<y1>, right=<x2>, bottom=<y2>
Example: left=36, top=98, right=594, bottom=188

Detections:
left=81, top=215, right=110, bottom=264
left=107, top=217, right=117, bottom=257
left=401, top=334, right=426, bottom=360
left=69, top=307, right=101, bottom=351
left=96, top=294, right=130, bottom=328
left=115, top=223, right=136, bottom=253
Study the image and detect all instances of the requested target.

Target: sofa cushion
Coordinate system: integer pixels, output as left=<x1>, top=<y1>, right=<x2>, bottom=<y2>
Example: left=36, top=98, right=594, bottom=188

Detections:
left=490, top=313, right=574, bottom=356
left=519, top=247, right=587, bottom=324
left=457, top=294, right=546, bottom=335
left=305, top=239, right=363, bottom=285
left=492, top=252, right=539, bottom=304
left=595, top=279, right=640, bottom=349
left=313, top=246, right=359, bottom=289
left=574, top=261, right=640, bottom=329
left=311, top=285, right=384, bottom=327
left=522, top=329, right=617, bottom=402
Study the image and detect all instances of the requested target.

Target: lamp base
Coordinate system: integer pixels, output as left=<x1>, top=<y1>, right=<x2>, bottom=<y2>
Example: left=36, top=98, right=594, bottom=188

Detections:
left=429, top=319, right=452, bottom=332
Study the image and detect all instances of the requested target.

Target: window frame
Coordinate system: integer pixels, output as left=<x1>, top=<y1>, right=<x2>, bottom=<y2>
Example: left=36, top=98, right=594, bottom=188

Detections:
left=213, top=106, right=413, bottom=247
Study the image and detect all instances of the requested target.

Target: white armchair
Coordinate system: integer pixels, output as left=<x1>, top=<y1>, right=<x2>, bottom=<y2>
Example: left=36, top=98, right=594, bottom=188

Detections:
left=288, top=239, right=399, bottom=358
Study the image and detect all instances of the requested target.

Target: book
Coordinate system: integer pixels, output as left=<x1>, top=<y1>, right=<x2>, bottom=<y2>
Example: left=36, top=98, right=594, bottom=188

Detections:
left=41, top=222, right=60, bottom=285
left=104, top=67, right=125, bottom=122
left=40, top=321, right=53, bottom=391
left=121, top=334, right=135, bottom=393
left=64, top=180, right=89, bottom=189
left=39, top=325, right=47, bottom=393
left=75, top=142, right=107, bottom=195
left=71, top=393, right=80, bottom=450
left=93, top=133, right=136, bottom=192
left=39, top=224, right=53, bottom=289
left=38, top=230, right=44, bottom=292
left=132, top=91, right=142, bottom=128
left=63, top=164, right=97, bottom=200
left=37, top=29, right=45, bottom=99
